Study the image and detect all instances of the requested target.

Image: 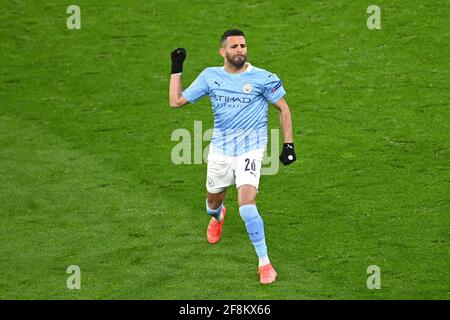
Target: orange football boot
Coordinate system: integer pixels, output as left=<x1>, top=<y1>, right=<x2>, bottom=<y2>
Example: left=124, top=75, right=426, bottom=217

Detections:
left=207, top=206, right=227, bottom=244
left=258, top=264, right=277, bottom=284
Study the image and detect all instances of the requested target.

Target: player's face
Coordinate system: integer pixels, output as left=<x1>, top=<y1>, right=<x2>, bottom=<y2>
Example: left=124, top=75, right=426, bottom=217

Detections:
left=221, top=36, right=247, bottom=68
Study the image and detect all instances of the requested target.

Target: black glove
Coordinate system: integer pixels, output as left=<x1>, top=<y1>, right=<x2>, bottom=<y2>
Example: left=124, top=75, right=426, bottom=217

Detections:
left=279, top=143, right=296, bottom=165
left=171, top=48, right=186, bottom=74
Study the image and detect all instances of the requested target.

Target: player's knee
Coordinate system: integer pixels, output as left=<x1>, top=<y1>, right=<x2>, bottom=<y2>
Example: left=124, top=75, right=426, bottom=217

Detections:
left=238, top=194, right=256, bottom=207
left=238, top=198, right=255, bottom=206
left=237, top=184, right=257, bottom=206
left=207, top=198, right=222, bottom=210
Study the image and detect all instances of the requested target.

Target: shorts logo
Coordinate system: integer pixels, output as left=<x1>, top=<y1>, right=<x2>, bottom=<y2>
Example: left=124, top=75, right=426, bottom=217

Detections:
left=242, top=83, right=253, bottom=94
left=207, top=177, right=214, bottom=187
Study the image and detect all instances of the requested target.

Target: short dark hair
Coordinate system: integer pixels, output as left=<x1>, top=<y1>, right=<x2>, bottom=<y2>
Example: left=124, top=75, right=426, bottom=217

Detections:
left=220, top=29, right=245, bottom=45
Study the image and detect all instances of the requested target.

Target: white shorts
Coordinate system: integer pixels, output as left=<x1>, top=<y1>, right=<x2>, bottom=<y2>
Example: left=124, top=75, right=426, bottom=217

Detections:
left=206, top=144, right=265, bottom=194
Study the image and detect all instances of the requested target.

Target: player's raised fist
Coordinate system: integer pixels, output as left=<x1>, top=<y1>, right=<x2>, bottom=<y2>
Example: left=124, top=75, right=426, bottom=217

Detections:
left=171, top=48, right=186, bottom=74
left=279, top=143, right=297, bottom=166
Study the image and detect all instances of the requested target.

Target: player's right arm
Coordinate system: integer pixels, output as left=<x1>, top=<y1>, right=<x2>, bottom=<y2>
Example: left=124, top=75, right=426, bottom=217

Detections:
left=169, top=48, right=188, bottom=108
left=169, top=73, right=188, bottom=107
left=169, top=48, right=210, bottom=107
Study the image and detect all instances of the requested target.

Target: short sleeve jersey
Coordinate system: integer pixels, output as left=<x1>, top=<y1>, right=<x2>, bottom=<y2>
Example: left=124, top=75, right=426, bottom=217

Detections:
left=182, top=64, right=286, bottom=156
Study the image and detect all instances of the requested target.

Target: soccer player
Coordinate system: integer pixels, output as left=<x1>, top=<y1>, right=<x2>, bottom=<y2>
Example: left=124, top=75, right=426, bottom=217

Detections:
left=169, top=29, right=296, bottom=284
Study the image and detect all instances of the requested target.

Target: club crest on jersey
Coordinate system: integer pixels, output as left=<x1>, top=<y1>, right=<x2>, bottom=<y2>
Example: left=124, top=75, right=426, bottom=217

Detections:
left=242, top=83, right=253, bottom=94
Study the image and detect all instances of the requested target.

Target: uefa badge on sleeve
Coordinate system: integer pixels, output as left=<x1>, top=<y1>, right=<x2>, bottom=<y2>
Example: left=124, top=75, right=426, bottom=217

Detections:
left=242, top=83, right=253, bottom=94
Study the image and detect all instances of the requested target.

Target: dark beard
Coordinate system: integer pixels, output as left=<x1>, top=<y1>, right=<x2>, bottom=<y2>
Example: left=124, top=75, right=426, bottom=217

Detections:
left=226, top=52, right=247, bottom=69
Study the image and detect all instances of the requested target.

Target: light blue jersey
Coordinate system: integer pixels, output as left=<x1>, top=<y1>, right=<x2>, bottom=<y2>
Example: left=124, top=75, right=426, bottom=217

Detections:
left=182, top=64, right=286, bottom=156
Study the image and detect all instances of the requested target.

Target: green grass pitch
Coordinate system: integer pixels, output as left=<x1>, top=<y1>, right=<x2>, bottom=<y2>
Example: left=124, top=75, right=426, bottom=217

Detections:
left=0, top=0, right=449, bottom=299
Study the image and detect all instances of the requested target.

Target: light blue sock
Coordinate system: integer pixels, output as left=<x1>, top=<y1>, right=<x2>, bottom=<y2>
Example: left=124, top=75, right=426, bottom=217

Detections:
left=206, top=199, right=223, bottom=221
left=239, top=204, right=267, bottom=258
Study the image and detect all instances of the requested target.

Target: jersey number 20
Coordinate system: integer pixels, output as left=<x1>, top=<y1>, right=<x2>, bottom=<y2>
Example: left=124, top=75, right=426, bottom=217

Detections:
left=244, top=158, right=256, bottom=172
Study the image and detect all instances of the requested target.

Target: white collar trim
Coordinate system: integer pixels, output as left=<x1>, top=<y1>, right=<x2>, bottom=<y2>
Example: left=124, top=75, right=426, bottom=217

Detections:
left=222, top=63, right=253, bottom=73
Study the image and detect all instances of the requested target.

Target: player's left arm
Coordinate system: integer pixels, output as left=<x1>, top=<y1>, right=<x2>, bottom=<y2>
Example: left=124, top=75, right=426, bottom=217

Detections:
left=273, top=97, right=293, bottom=144
left=273, top=97, right=297, bottom=165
